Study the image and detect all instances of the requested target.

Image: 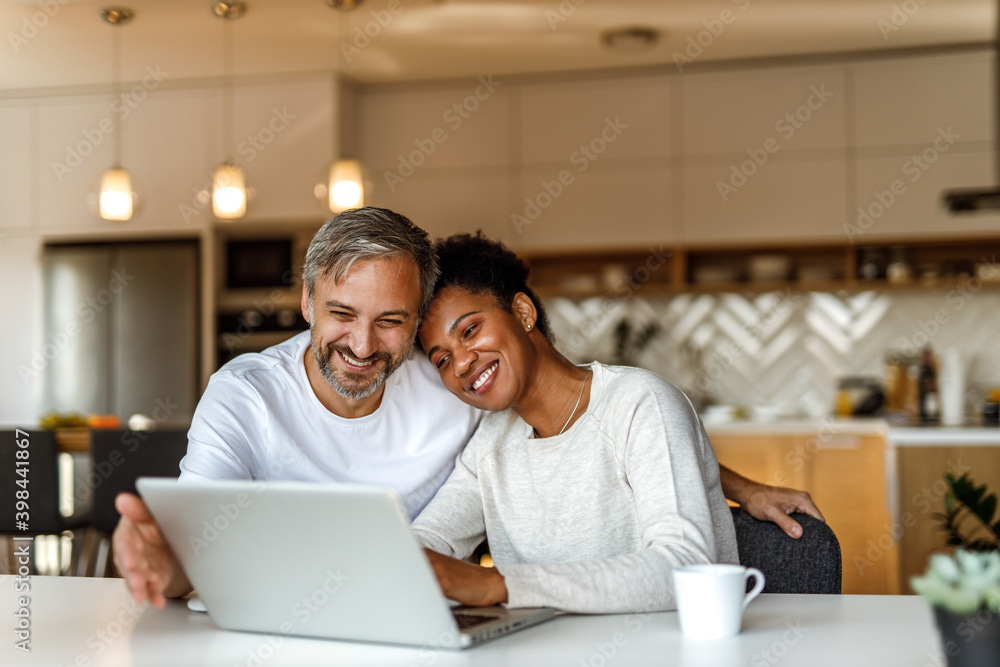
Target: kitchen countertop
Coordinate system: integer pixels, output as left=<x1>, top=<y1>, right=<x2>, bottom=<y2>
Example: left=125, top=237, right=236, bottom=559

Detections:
left=703, top=417, right=888, bottom=437
left=886, top=425, right=1000, bottom=446
left=703, top=417, right=1000, bottom=445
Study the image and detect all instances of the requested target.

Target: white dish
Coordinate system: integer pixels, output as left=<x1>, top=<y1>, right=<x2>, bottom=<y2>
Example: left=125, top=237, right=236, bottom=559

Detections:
left=748, top=255, right=791, bottom=281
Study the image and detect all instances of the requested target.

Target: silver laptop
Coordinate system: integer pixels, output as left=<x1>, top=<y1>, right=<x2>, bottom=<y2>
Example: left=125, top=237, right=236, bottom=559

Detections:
left=136, top=478, right=555, bottom=648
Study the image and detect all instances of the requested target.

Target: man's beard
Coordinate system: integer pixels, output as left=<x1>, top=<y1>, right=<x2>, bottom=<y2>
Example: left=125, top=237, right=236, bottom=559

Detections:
left=313, top=341, right=405, bottom=400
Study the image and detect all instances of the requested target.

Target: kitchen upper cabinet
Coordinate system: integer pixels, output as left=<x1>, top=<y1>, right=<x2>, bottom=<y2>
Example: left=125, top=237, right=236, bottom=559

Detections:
left=853, top=51, right=994, bottom=149
left=35, top=77, right=335, bottom=230
left=518, top=75, right=672, bottom=164
left=232, top=79, right=335, bottom=222
left=853, top=149, right=1000, bottom=239
left=0, top=102, right=34, bottom=230
left=359, top=81, right=510, bottom=172
left=514, top=164, right=675, bottom=251
left=679, top=64, right=849, bottom=244
left=682, top=64, right=847, bottom=156
left=368, top=168, right=511, bottom=244
left=36, top=94, right=117, bottom=232
left=682, top=156, right=848, bottom=243
left=849, top=51, right=1000, bottom=239
left=120, top=87, right=218, bottom=227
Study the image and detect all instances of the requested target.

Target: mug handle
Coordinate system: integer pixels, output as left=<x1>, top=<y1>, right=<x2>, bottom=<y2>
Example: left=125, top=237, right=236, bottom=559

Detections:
left=742, top=567, right=766, bottom=610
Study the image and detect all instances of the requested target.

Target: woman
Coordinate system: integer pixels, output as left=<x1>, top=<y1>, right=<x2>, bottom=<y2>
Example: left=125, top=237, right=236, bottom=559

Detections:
left=411, top=232, right=739, bottom=614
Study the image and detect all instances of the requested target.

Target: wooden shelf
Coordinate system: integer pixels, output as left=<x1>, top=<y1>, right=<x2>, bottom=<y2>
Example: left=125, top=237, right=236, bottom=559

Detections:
left=523, top=236, right=1000, bottom=298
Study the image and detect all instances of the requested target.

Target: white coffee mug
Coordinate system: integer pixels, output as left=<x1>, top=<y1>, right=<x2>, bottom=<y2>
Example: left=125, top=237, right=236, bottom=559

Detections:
left=673, top=564, right=765, bottom=639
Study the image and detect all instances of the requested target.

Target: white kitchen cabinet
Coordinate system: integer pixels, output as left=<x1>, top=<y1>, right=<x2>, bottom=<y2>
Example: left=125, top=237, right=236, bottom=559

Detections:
left=682, top=63, right=847, bottom=156
left=359, top=80, right=510, bottom=172
left=0, top=102, right=34, bottom=230
left=514, top=163, right=675, bottom=251
left=119, top=87, right=219, bottom=227
left=232, top=78, right=336, bottom=222
left=36, top=94, right=117, bottom=231
left=36, top=77, right=335, bottom=230
left=853, top=51, right=993, bottom=149
left=682, top=155, right=848, bottom=243
left=35, top=88, right=218, bottom=231
left=367, top=168, right=511, bottom=243
left=0, top=235, right=43, bottom=426
left=518, top=75, right=672, bottom=164
left=852, top=149, right=1000, bottom=239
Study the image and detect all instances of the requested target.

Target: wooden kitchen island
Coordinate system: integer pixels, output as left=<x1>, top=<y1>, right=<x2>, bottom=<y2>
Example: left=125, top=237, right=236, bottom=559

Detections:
left=708, top=419, right=898, bottom=596
left=708, top=419, right=1000, bottom=596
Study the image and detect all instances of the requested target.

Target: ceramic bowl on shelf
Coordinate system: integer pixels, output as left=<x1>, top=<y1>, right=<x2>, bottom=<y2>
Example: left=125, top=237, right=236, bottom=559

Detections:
left=692, top=266, right=740, bottom=284
left=748, top=254, right=792, bottom=281
left=797, top=265, right=837, bottom=282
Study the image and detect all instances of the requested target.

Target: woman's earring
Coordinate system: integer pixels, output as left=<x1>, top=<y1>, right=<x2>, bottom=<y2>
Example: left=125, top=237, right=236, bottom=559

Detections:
left=526, top=323, right=533, bottom=331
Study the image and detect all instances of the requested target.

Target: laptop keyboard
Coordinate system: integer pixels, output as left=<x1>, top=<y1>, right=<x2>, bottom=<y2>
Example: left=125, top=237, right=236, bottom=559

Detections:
left=452, top=612, right=496, bottom=631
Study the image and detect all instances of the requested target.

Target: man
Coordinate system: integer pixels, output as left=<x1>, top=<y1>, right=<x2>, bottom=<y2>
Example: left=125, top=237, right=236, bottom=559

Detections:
left=113, top=207, right=822, bottom=608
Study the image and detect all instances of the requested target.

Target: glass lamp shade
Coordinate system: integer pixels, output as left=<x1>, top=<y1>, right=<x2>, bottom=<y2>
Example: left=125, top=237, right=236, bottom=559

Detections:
left=328, top=159, right=365, bottom=213
left=99, top=167, right=134, bottom=221
left=212, top=163, right=247, bottom=219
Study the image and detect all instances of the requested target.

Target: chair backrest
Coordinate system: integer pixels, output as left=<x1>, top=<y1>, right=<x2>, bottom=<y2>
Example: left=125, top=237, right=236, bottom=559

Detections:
left=729, top=507, right=842, bottom=594
left=0, top=430, right=63, bottom=533
left=89, top=429, right=189, bottom=533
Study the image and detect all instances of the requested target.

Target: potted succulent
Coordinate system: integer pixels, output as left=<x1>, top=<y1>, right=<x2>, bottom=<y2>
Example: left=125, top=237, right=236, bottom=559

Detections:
left=911, top=474, right=1000, bottom=667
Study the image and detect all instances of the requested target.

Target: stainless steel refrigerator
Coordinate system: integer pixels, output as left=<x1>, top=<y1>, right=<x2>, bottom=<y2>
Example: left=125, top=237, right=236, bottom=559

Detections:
left=41, top=241, right=199, bottom=426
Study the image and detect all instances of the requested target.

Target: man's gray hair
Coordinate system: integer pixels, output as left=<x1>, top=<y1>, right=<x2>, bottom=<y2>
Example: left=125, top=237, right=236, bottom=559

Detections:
left=302, top=207, right=439, bottom=315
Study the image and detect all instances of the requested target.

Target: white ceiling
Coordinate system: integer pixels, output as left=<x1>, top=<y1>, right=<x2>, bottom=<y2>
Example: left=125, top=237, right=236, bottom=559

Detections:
left=1, top=0, right=994, bottom=93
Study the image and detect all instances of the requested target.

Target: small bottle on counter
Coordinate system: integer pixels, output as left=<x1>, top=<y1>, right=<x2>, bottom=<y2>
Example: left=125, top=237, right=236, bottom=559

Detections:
left=884, top=353, right=907, bottom=411
left=918, top=347, right=940, bottom=424
left=905, top=363, right=921, bottom=423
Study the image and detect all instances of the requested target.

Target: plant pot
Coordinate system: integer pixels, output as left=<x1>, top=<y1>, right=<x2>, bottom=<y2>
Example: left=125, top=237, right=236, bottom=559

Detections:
left=932, top=606, right=1000, bottom=667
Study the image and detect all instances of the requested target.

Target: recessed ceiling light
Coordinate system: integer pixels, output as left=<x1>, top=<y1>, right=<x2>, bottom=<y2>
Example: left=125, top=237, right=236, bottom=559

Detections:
left=601, top=26, right=660, bottom=52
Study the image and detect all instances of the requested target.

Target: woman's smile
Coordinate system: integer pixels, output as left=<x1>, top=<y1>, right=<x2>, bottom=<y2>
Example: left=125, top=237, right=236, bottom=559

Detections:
left=469, top=360, right=499, bottom=393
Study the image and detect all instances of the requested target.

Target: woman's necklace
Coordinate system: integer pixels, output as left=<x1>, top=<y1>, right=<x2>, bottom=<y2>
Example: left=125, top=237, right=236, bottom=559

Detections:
left=555, top=369, right=593, bottom=436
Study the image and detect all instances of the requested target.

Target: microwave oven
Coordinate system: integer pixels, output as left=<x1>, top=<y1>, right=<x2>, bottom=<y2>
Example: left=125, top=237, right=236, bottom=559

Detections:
left=225, top=238, right=295, bottom=290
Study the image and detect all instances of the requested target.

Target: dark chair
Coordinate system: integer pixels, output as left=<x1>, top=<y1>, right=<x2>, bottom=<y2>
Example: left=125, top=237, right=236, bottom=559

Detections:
left=729, top=507, right=842, bottom=594
left=0, top=430, right=89, bottom=575
left=86, top=429, right=189, bottom=576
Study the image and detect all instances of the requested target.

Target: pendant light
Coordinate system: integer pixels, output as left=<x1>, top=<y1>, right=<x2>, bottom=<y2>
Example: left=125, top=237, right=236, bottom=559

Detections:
left=98, top=7, right=135, bottom=221
left=318, top=1, right=366, bottom=213
left=327, top=159, right=365, bottom=212
left=211, top=1, right=247, bottom=220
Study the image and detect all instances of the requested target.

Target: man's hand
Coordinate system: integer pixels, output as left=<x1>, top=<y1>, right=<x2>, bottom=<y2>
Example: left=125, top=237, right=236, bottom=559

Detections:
left=718, top=466, right=826, bottom=539
left=111, top=493, right=192, bottom=608
left=423, top=550, right=508, bottom=607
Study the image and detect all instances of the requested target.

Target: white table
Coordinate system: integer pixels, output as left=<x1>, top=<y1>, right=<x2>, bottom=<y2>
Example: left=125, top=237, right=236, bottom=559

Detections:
left=3, top=576, right=944, bottom=666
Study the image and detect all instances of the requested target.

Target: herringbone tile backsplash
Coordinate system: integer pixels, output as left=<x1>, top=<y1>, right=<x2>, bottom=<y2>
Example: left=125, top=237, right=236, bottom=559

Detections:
left=544, top=289, right=1000, bottom=417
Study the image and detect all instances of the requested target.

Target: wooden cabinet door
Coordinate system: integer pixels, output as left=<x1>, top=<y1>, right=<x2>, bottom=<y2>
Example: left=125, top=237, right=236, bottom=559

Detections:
left=710, top=434, right=808, bottom=497
left=711, top=431, right=896, bottom=595
left=896, top=446, right=1000, bottom=595
left=808, top=435, right=898, bottom=595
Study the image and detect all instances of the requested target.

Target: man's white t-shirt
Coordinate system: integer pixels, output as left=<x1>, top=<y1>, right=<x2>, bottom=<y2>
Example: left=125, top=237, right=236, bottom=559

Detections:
left=180, top=331, right=483, bottom=517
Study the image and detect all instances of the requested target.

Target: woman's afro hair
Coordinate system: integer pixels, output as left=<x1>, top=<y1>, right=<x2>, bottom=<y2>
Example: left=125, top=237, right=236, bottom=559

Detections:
left=432, top=231, right=552, bottom=342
